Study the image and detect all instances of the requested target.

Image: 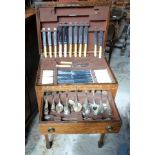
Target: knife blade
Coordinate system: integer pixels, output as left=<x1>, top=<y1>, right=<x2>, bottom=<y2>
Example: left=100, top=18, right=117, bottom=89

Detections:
left=58, top=79, right=93, bottom=84
left=99, top=31, right=104, bottom=58
left=94, top=31, right=98, bottom=57
left=63, top=25, right=68, bottom=57
left=58, top=74, right=92, bottom=78
left=47, top=28, right=52, bottom=58
left=78, top=25, right=83, bottom=57
left=58, top=70, right=91, bottom=75
left=58, top=26, right=63, bottom=57
left=56, top=63, right=89, bottom=68
left=53, top=28, right=57, bottom=58
left=42, top=28, right=47, bottom=58
left=69, top=23, right=73, bottom=57
left=84, top=26, right=88, bottom=57
left=74, top=24, right=78, bottom=57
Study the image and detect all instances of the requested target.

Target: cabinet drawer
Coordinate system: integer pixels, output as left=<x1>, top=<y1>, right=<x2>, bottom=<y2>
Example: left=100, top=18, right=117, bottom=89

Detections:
left=39, top=121, right=121, bottom=134
left=39, top=90, right=121, bottom=134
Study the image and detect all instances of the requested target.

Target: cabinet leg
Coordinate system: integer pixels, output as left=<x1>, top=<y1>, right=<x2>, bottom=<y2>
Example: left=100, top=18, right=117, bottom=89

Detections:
left=98, top=134, right=105, bottom=148
left=45, top=134, right=54, bottom=149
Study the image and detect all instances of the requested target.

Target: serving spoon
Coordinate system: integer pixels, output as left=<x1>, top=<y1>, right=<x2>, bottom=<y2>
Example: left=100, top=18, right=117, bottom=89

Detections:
left=56, top=93, right=63, bottom=113
left=73, top=91, right=82, bottom=112
left=91, top=90, right=99, bottom=115
left=63, top=93, right=70, bottom=115
left=82, top=91, right=91, bottom=118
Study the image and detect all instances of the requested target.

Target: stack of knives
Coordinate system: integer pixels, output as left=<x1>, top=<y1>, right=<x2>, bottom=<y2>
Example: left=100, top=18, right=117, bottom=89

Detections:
left=41, top=23, right=104, bottom=59
left=57, top=70, right=93, bottom=84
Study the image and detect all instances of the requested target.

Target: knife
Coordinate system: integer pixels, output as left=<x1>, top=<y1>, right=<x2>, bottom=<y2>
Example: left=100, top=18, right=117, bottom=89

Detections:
left=84, top=26, right=88, bottom=57
left=58, top=79, right=93, bottom=84
left=58, top=70, right=91, bottom=75
left=58, top=26, right=62, bottom=58
left=78, top=25, right=83, bottom=57
left=47, top=28, right=52, bottom=58
left=42, top=28, right=47, bottom=58
left=53, top=28, right=57, bottom=58
left=94, top=31, right=98, bottom=57
left=99, top=31, right=104, bottom=58
left=58, top=74, right=92, bottom=78
left=69, top=23, right=73, bottom=57
left=56, top=63, right=89, bottom=68
left=74, top=23, right=78, bottom=57
left=63, top=25, right=68, bottom=57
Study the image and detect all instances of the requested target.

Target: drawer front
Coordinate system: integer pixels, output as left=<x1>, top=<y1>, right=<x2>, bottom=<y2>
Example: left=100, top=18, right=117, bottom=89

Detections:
left=39, top=121, right=121, bottom=134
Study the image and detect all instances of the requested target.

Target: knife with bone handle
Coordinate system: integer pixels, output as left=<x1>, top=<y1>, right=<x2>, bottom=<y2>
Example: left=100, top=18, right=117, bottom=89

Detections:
left=69, top=23, right=73, bottom=57
left=56, top=63, right=89, bottom=68
left=74, top=24, right=78, bottom=57
left=42, top=28, right=47, bottom=58
left=94, top=31, right=98, bottom=57
left=58, top=26, right=63, bottom=58
left=99, top=31, right=104, bottom=58
left=78, top=25, right=83, bottom=57
left=47, top=28, right=52, bottom=58
left=84, top=26, right=88, bottom=57
left=63, top=25, right=68, bottom=57
left=53, top=28, right=57, bottom=58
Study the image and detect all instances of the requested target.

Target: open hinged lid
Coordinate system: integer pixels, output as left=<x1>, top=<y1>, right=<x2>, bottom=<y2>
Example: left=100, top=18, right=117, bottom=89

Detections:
left=35, top=0, right=111, bottom=55
left=34, top=1, right=118, bottom=97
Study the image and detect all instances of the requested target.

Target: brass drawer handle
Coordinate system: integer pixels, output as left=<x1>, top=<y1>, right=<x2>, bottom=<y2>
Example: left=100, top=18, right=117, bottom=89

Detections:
left=48, top=127, right=55, bottom=133
left=106, top=126, right=113, bottom=132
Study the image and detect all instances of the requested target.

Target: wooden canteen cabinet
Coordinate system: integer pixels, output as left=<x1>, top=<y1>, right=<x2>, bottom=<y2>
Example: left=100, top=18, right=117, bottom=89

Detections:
left=35, top=0, right=121, bottom=149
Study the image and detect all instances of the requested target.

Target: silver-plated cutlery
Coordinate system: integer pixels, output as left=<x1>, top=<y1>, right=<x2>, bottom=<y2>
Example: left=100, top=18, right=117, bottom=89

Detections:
left=43, top=91, right=111, bottom=121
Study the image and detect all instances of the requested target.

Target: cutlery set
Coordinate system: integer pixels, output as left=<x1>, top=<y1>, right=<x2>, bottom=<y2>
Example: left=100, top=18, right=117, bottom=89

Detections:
left=43, top=91, right=112, bottom=121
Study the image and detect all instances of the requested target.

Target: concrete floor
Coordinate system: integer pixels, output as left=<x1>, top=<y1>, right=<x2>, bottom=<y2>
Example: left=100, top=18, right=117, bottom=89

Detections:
left=25, top=48, right=130, bottom=155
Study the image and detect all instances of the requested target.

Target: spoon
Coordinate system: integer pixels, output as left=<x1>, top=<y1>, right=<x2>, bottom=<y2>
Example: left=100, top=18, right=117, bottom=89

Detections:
left=63, top=93, right=70, bottom=115
left=91, top=90, right=99, bottom=115
left=98, top=90, right=104, bottom=114
left=50, top=94, right=55, bottom=112
left=44, top=96, right=49, bottom=115
left=73, top=91, right=82, bottom=112
left=56, top=93, right=63, bottom=113
left=82, top=91, right=91, bottom=118
left=101, top=91, right=112, bottom=116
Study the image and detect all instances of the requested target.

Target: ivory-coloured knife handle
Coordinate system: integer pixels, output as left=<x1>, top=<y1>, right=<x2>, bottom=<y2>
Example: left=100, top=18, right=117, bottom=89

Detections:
left=54, top=45, right=57, bottom=58
left=79, top=44, right=82, bottom=57
left=49, top=46, right=52, bottom=58
left=43, top=46, right=47, bottom=58
left=49, top=45, right=52, bottom=58
left=59, top=44, right=62, bottom=58
left=99, top=46, right=102, bottom=58
left=94, top=44, right=97, bottom=57
left=60, top=61, right=72, bottom=65
left=69, top=44, right=72, bottom=57
left=74, top=44, right=77, bottom=57
left=56, top=64, right=71, bottom=68
left=84, top=44, right=87, bottom=57
left=64, top=44, right=67, bottom=58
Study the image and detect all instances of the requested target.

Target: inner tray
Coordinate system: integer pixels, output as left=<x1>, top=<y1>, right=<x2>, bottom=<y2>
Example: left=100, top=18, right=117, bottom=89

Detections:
left=41, top=90, right=118, bottom=122
left=36, top=56, right=116, bottom=85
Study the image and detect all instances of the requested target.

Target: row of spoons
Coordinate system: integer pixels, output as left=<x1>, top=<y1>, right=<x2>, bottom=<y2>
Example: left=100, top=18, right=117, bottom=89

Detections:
left=44, top=90, right=111, bottom=119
